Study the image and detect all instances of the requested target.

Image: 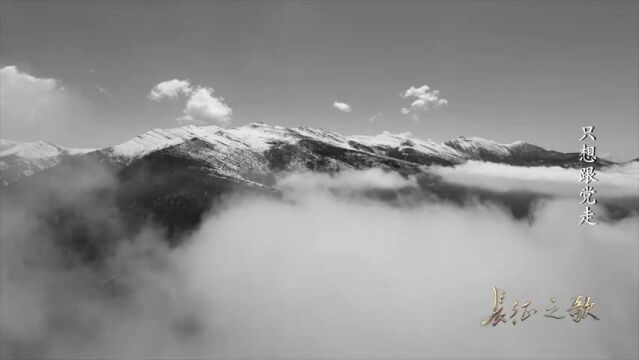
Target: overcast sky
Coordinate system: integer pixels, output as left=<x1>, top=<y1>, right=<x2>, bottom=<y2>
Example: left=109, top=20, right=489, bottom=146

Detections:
left=1, top=1, right=637, bottom=160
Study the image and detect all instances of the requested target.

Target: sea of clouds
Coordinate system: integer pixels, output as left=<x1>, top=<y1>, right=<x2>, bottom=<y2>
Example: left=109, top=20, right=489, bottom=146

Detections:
left=1, top=163, right=638, bottom=359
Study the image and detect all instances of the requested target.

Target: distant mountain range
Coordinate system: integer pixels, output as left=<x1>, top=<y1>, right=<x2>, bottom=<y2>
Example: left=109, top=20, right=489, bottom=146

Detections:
left=0, top=122, right=620, bottom=186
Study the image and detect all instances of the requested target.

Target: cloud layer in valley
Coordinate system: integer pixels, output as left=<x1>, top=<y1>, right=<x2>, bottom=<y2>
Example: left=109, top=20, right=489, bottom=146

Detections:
left=1, top=166, right=637, bottom=359
left=432, top=160, right=639, bottom=198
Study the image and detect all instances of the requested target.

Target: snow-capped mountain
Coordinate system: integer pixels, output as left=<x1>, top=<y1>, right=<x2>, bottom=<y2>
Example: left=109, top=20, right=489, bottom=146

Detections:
left=0, top=122, right=615, bottom=186
left=0, top=140, right=94, bottom=185
left=2, top=122, right=634, bottom=245
left=94, top=122, right=615, bottom=173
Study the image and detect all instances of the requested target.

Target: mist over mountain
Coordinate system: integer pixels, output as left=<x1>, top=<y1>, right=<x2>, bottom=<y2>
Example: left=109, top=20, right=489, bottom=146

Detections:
left=2, top=0, right=638, bottom=357
left=1, top=123, right=638, bottom=359
left=2, top=122, right=636, bottom=245
left=2, top=165, right=638, bottom=359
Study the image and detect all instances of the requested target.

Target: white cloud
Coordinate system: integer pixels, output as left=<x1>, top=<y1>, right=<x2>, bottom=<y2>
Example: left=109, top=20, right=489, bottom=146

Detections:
left=0, top=65, right=96, bottom=143
left=147, top=79, right=193, bottom=101
left=0, top=66, right=60, bottom=92
left=333, top=101, right=352, bottom=113
left=176, top=87, right=232, bottom=125
left=401, top=83, right=448, bottom=119
left=0, top=65, right=68, bottom=129
left=403, top=84, right=430, bottom=98
left=149, top=79, right=233, bottom=125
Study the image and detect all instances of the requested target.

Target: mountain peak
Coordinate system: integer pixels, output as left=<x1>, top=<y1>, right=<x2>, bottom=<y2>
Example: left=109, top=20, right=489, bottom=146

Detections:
left=0, top=140, right=95, bottom=184
left=0, top=139, right=94, bottom=159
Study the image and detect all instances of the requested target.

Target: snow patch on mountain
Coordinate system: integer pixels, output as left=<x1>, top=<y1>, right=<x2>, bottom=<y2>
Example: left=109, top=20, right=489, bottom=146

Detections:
left=104, top=123, right=524, bottom=168
left=0, top=140, right=95, bottom=184
left=0, top=139, right=94, bottom=159
left=349, top=131, right=463, bottom=161
left=104, top=122, right=359, bottom=166
left=0, top=140, right=62, bottom=159
left=444, top=136, right=511, bottom=158
left=2, top=122, right=631, bottom=185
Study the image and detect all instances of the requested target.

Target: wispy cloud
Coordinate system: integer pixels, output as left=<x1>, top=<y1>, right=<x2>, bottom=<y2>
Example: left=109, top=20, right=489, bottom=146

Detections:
left=368, top=113, right=382, bottom=123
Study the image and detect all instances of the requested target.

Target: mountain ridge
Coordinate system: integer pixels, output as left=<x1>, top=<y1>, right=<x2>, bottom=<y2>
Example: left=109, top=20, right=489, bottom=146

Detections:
left=0, top=122, right=620, bottom=185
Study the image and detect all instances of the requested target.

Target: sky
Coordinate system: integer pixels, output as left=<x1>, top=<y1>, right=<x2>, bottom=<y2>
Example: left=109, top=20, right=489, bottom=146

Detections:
left=1, top=1, right=638, bottom=160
